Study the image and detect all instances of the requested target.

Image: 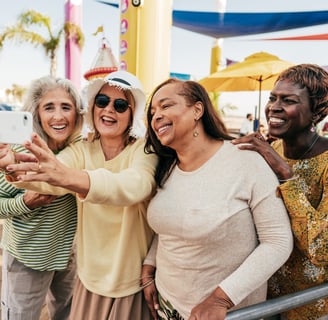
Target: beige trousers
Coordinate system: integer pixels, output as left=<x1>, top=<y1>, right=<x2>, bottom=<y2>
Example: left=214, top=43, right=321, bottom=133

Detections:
left=69, top=277, right=152, bottom=320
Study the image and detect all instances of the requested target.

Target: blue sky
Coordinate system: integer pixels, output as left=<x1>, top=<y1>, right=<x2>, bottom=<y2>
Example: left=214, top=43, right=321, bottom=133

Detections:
left=1, top=0, right=328, bottom=116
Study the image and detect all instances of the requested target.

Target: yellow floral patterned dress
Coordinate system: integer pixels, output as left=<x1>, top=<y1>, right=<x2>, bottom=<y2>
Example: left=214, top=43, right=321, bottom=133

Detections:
left=267, top=140, right=328, bottom=320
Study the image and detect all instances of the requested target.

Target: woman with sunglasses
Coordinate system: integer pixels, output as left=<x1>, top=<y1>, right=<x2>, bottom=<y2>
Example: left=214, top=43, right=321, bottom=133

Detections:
left=1, top=71, right=158, bottom=320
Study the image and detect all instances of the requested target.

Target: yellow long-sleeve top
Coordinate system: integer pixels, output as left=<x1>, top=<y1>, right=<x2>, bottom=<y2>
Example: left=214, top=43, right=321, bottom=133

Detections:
left=12, top=138, right=158, bottom=298
left=268, top=139, right=328, bottom=320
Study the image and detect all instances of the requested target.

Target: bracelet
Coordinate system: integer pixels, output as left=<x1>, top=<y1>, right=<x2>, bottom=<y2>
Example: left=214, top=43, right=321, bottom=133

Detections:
left=278, top=175, right=299, bottom=183
left=141, top=279, right=154, bottom=289
left=140, top=275, right=155, bottom=288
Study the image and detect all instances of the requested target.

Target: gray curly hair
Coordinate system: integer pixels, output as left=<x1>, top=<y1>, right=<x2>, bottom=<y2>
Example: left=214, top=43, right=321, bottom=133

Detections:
left=22, top=76, right=85, bottom=146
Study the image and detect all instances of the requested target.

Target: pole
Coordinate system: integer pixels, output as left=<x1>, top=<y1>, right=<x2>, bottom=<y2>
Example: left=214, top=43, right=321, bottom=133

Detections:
left=256, top=77, right=262, bottom=130
left=119, top=0, right=172, bottom=94
left=65, top=0, right=82, bottom=91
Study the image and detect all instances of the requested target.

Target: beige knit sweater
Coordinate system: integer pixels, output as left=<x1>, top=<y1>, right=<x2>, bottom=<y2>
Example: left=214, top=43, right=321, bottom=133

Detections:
left=144, top=141, right=293, bottom=319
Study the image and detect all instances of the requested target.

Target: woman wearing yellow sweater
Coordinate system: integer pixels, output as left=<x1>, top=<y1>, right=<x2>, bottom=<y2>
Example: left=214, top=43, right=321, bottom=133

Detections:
left=1, top=71, right=158, bottom=320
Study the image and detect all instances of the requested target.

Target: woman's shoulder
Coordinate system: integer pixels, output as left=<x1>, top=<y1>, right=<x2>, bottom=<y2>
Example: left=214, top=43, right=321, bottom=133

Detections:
left=222, top=140, right=277, bottom=175
left=128, top=139, right=158, bottom=165
left=131, top=138, right=145, bottom=147
left=125, top=138, right=148, bottom=153
left=222, top=140, right=265, bottom=161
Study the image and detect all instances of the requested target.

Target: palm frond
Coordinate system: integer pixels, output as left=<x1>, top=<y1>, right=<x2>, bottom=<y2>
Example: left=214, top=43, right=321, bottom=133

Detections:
left=64, top=22, right=85, bottom=48
left=18, top=10, right=51, bottom=31
left=0, top=27, right=46, bottom=46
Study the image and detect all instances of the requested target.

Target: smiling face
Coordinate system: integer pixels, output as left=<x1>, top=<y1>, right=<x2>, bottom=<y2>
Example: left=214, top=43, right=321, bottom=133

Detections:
left=93, top=84, right=132, bottom=142
left=265, top=79, right=313, bottom=139
left=149, top=82, right=200, bottom=150
left=38, top=87, right=77, bottom=152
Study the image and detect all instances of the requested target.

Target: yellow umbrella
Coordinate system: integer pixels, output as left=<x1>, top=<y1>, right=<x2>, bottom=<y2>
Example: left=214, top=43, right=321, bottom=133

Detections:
left=199, top=51, right=294, bottom=123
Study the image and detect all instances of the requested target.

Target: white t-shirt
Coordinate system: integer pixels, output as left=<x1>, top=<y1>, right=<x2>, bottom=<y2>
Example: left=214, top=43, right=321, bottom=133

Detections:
left=240, top=118, right=254, bottom=136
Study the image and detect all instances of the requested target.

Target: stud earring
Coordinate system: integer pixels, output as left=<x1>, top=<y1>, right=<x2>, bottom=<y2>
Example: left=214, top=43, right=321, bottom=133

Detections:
left=310, top=114, right=318, bottom=132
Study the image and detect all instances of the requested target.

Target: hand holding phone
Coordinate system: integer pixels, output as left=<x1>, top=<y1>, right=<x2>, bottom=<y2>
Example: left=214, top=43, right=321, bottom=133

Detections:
left=0, top=111, right=33, bottom=144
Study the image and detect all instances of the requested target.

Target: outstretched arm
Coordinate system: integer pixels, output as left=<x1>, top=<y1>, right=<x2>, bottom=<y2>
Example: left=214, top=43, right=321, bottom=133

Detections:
left=5, top=133, right=90, bottom=198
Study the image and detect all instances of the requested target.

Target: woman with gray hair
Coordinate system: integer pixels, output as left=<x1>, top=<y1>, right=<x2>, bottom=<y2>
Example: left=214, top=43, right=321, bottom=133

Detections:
left=0, top=75, right=84, bottom=320
left=2, top=71, right=158, bottom=320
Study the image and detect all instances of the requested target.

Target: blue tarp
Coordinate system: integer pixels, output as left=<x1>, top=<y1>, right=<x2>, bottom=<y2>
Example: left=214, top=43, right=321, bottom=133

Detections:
left=172, top=10, right=328, bottom=38
left=96, top=0, right=118, bottom=8
left=96, top=1, right=328, bottom=38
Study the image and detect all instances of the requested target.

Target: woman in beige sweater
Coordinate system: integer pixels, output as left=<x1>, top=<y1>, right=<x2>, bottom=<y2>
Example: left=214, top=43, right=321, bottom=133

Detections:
left=142, top=78, right=293, bottom=320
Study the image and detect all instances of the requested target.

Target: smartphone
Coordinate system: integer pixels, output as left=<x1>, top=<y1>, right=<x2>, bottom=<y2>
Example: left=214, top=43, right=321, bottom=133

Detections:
left=0, top=111, right=33, bottom=144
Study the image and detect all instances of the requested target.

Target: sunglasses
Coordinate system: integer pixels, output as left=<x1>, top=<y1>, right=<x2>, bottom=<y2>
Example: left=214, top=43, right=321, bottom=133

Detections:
left=94, top=94, right=130, bottom=113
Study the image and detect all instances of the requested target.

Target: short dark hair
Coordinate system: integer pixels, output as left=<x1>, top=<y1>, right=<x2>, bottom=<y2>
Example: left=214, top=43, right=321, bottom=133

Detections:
left=275, top=64, right=328, bottom=124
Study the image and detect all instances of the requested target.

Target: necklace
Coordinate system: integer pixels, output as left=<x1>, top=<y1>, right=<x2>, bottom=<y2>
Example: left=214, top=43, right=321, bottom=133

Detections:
left=298, top=134, right=320, bottom=159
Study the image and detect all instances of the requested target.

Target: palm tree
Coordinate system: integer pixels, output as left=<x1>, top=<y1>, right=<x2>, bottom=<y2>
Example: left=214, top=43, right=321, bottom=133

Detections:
left=5, top=84, right=27, bottom=105
left=0, top=10, right=84, bottom=77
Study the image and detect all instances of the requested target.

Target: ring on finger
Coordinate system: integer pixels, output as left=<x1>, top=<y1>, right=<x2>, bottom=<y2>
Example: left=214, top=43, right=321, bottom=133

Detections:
left=257, top=134, right=264, bottom=141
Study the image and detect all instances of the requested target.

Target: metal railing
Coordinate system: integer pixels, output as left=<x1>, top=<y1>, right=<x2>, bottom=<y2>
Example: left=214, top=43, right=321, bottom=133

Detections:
left=225, top=283, right=328, bottom=320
